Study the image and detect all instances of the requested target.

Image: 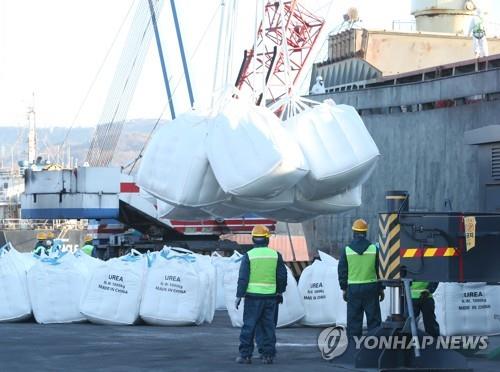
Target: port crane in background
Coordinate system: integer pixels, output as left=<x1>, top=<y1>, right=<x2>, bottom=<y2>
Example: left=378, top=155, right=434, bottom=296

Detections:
left=21, top=0, right=326, bottom=257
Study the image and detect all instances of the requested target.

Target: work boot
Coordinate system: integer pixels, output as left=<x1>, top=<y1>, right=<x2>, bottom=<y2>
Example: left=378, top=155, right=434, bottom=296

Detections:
left=235, top=356, right=251, bottom=364
left=262, top=356, right=274, bottom=364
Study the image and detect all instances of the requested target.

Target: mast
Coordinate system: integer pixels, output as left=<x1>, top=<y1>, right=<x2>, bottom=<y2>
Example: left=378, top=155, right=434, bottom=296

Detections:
left=27, top=92, right=37, bottom=164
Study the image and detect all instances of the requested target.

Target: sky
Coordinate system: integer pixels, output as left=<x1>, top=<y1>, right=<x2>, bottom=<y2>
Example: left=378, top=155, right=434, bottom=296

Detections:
left=0, top=0, right=498, bottom=129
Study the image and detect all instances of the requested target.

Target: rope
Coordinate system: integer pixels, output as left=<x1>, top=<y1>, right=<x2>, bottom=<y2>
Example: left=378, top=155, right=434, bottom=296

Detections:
left=211, top=1, right=227, bottom=107
left=61, top=0, right=136, bottom=149
left=125, top=3, right=221, bottom=173
left=87, top=0, right=163, bottom=166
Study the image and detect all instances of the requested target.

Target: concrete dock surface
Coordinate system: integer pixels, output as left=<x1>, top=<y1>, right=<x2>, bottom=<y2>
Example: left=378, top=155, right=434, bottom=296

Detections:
left=0, top=312, right=499, bottom=371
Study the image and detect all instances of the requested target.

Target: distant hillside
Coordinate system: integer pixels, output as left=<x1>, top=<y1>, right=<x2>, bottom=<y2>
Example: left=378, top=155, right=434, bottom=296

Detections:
left=0, top=119, right=167, bottom=172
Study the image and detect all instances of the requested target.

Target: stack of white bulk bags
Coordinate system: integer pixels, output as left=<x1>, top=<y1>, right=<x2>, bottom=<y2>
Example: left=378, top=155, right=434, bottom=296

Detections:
left=277, top=267, right=305, bottom=327
left=286, top=100, right=379, bottom=200
left=431, top=282, right=500, bottom=336
left=80, top=252, right=147, bottom=325
left=28, top=253, right=87, bottom=324
left=207, top=98, right=308, bottom=198
left=137, top=110, right=227, bottom=208
left=0, top=246, right=32, bottom=322
left=298, top=251, right=341, bottom=327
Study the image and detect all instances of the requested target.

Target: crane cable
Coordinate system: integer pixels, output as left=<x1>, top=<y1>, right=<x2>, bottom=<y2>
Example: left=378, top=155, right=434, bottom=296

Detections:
left=61, top=0, right=136, bottom=149
left=89, top=0, right=162, bottom=166
left=91, top=0, right=152, bottom=165
left=126, top=3, right=221, bottom=174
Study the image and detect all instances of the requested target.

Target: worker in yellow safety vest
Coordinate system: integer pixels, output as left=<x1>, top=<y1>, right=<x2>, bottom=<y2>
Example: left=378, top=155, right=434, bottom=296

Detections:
left=81, top=235, right=95, bottom=256
left=411, top=281, right=440, bottom=337
left=338, top=219, right=385, bottom=337
left=33, top=232, right=49, bottom=256
left=235, top=225, right=287, bottom=365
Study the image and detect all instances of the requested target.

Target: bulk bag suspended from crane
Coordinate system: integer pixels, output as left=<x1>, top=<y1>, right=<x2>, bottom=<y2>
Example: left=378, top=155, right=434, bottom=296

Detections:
left=294, top=186, right=362, bottom=214
left=156, top=199, right=212, bottom=220
left=287, top=100, right=380, bottom=200
left=231, top=188, right=295, bottom=213
left=207, top=98, right=309, bottom=198
left=137, top=111, right=227, bottom=208
left=0, top=246, right=32, bottom=322
left=80, top=252, right=147, bottom=325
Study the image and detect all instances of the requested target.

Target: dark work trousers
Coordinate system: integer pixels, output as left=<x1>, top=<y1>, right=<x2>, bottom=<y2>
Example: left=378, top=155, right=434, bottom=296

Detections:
left=239, top=296, right=277, bottom=358
left=347, top=282, right=381, bottom=337
left=256, top=299, right=279, bottom=356
left=413, top=297, right=440, bottom=337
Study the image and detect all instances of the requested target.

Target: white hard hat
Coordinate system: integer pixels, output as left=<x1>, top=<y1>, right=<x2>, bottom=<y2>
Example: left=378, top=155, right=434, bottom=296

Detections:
left=316, top=75, right=323, bottom=81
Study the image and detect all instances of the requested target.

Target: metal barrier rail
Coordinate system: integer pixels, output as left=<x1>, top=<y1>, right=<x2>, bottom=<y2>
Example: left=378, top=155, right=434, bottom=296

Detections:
left=0, top=218, right=87, bottom=230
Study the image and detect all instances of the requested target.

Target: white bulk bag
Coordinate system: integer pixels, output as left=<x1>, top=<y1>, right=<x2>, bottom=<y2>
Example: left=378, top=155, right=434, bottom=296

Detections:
left=73, top=250, right=101, bottom=277
left=287, top=100, right=379, bottom=200
left=28, top=253, right=87, bottom=324
left=201, top=202, right=248, bottom=219
left=0, top=246, right=32, bottom=322
left=157, top=199, right=212, bottom=220
left=137, top=110, right=227, bottom=207
left=231, top=188, right=295, bottom=213
left=192, top=252, right=216, bottom=324
left=259, top=207, right=318, bottom=223
left=298, top=251, right=341, bottom=326
left=431, top=282, right=500, bottom=336
left=207, top=98, right=308, bottom=198
left=277, top=267, right=305, bottom=327
left=295, top=186, right=362, bottom=214
left=140, top=250, right=205, bottom=326
left=314, top=251, right=388, bottom=328
left=212, top=252, right=242, bottom=310
left=80, top=253, right=146, bottom=325
left=224, top=255, right=245, bottom=327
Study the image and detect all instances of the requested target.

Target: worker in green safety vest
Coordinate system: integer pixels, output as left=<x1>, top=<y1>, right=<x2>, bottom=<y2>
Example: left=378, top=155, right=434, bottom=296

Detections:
left=235, top=225, right=287, bottom=365
left=81, top=235, right=95, bottom=256
left=338, top=218, right=385, bottom=337
left=33, top=232, right=49, bottom=256
left=411, top=281, right=440, bottom=337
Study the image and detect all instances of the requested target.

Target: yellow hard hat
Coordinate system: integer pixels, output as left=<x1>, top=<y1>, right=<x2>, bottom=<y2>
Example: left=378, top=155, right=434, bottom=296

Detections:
left=36, top=232, right=48, bottom=240
left=251, top=225, right=271, bottom=238
left=84, top=234, right=93, bottom=243
left=352, top=219, right=368, bottom=232
left=47, top=232, right=55, bottom=239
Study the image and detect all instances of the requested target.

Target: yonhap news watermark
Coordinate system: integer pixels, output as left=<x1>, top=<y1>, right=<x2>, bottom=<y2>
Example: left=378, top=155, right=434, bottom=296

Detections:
left=317, top=326, right=488, bottom=360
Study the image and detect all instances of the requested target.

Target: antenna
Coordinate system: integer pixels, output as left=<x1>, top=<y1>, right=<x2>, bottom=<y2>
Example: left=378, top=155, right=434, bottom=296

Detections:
left=27, top=92, right=37, bottom=164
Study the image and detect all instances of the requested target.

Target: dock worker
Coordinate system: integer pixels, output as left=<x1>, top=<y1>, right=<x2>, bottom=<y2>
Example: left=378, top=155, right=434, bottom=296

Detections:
left=338, top=218, right=384, bottom=337
left=33, top=232, right=49, bottom=256
left=411, top=281, right=440, bottom=337
left=310, top=75, right=326, bottom=95
left=469, top=8, right=489, bottom=58
left=235, top=225, right=287, bottom=365
left=81, top=235, right=95, bottom=256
